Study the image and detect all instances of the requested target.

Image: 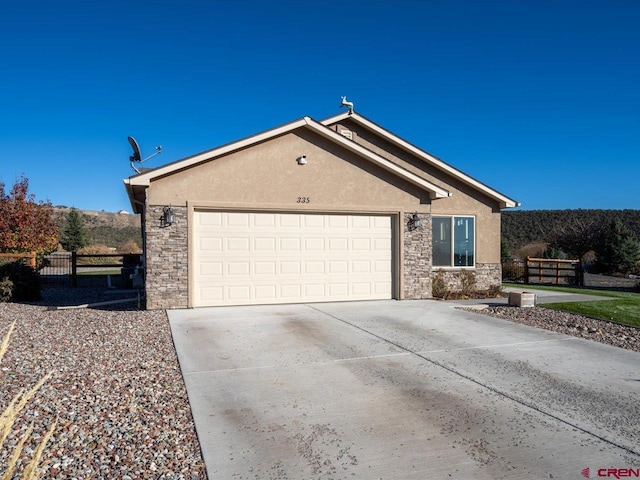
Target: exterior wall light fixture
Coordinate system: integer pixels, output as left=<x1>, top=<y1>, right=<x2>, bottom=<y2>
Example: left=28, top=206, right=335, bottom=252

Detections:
left=161, top=206, right=175, bottom=227
left=407, top=213, right=421, bottom=231
left=297, top=154, right=307, bottom=165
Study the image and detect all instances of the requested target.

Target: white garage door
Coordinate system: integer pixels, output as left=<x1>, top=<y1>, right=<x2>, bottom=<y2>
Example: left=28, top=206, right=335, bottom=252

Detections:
left=193, top=211, right=393, bottom=307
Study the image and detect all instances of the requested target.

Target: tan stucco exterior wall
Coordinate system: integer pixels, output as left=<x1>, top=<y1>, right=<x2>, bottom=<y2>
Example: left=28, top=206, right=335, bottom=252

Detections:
left=148, top=130, right=431, bottom=212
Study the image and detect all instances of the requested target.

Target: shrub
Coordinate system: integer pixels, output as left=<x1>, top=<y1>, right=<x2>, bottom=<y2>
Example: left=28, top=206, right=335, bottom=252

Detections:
left=432, top=269, right=451, bottom=299
left=0, top=277, right=13, bottom=302
left=458, top=270, right=476, bottom=297
left=514, top=242, right=547, bottom=260
left=486, top=284, right=503, bottom=297
left=117, top=240, right=141, bottom=254
left=77, top=244, right=116, bottom=265
left=0, top=260, right=41, bottom=302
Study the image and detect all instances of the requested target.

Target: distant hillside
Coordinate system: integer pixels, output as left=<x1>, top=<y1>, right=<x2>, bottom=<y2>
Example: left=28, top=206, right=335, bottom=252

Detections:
left=52, top=208, right=640, bottom=254
left=502, top=209, right=640, bottom=250
left=53, top=208, right=142, bottom=249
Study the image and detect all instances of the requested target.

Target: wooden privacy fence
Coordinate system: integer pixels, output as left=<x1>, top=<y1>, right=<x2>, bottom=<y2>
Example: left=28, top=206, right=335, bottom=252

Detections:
left=0, top=252, right=36, bottom=268
left=525, top=257, right=583, bottom=286
left=502, top=257, right=584, bottom=285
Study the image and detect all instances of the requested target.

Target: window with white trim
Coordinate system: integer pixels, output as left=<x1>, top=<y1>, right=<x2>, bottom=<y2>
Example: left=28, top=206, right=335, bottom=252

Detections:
left=432, top=216, right=475, bottom=267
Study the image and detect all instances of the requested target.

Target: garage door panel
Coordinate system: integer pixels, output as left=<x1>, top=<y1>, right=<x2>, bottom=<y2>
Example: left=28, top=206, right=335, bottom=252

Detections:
left=278, top=215, right=301, bottom=227
left=351, top=238, right=371, bottom=250
left=328, top=283, right=349, bottom=296
left=352, top=260, right=371, bottom=273
left=198, top=211, right=222, bottom=226
left=255, top=285, right=277, bottom=298
left=194, top=212, right=393, bottom=307
left=328, top=238, right=348, bottom=250
left=374, top=260, right=392, bottom=273
left=226, top=237, right=250, bottom=251
left=304, top=261, right=325, bottom=274
left=303, top=215, right=325, bottom=228
left=327, top=216, right=348, bottom=228
left=200, top=286, right=224, bottom=301
left=280, top=284, right=302, bottom=298
left=328, top=261, right=348, bottom=273
left=304, top=284, right=325, bottom=296
left=253, top=215, right=276, bottom=227
left=254, top=237, right=277, bottom=251
left=374, top=238, right=391, bottom=250
left=226, top=212, right=250, bottom=227
left=352, top=283, right=371, bottom=295
left=304, top=238, right=325, bottom=250
left=200, top=262, right=223, bottom=276
left=373, top=216, right=390, bottom=228
left=228, top=285, right=251, bottom=300
left=280, top=261, right=301, bottom=274
left=227, top=262, right=250, bottom=276
left=200, top=237, right=223, bottom=251
left=280, top=238, right=301, bottom=251
left=351, top=216, right=371, bottom=228
left=254, top=262, right=277, bottom=275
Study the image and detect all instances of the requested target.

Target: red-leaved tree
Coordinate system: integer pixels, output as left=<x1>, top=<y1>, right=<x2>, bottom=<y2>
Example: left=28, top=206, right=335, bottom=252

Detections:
left=0, top=176, right=59, bottom=254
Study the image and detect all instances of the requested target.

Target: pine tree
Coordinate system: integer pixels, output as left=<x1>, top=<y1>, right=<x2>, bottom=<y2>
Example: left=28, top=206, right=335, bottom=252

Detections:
left=594, top=219, right=640, bottom=275
left=61, top=208, right=88, bottom=252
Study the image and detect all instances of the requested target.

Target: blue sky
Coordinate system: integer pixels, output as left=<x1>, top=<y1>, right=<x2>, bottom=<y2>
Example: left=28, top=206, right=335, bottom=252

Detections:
left=1, top=0, right=638, bottom=213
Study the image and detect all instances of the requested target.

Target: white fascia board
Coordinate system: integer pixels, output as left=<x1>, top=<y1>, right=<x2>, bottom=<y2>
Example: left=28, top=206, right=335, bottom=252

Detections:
left=126, top=118, right=309, bottom=187
left=322, top=113, right=519, bottom=208
left=303, top=117, right=450, bottom=199
left=321, top=111, right=352, bottom=125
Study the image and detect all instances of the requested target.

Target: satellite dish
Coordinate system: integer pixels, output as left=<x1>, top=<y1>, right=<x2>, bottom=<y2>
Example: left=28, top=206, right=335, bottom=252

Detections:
left=128, top=136, right=162, bottom=174
left=128, top=136, right=142, bottom=162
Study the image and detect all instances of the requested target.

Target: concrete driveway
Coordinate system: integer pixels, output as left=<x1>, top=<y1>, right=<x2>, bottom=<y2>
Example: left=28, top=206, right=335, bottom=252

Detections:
left=168, top=299, right=640, bottom=480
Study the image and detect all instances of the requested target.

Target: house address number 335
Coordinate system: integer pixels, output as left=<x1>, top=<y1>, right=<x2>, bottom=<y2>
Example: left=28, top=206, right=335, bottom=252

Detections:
left=296, top=197, right=311, bottom=203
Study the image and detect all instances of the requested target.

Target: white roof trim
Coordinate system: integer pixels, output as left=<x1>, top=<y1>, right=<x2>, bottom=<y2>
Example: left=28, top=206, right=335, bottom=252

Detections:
left=321, top=112, right=519, bottom=208
left=124, top=116, right=450, bottom=199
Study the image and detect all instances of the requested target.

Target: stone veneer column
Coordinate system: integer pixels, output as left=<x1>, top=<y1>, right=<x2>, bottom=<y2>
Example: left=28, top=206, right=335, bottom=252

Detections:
left=144, top=205, right=189, bottom=309
left=403, top=213, right=432, bottom=299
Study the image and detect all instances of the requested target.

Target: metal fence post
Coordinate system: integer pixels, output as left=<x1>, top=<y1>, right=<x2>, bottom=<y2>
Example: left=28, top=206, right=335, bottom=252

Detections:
left=71, top=251, right=77, bottom=288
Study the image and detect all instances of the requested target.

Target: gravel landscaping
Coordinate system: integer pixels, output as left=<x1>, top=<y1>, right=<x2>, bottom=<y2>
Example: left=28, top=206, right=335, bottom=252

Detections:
left=0, top=287, right=207, bottom=479
left=463, top=305, right=640, bottom=352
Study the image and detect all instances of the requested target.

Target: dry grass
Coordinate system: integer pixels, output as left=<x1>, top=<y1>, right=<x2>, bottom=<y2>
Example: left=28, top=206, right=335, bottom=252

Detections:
left=0, top=322, right=56, bottom=480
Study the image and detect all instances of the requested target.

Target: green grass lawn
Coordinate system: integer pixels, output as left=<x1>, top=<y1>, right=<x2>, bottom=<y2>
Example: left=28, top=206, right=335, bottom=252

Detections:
left=77, top=269, right=121, bottom=276
left=503, top=283, right=640, bottom=328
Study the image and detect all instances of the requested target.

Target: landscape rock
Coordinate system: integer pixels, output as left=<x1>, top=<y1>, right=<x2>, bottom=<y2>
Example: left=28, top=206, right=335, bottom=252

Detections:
left=0, top=287, right=206, bottom=479
left=464, top=305, right=640, bottom=352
